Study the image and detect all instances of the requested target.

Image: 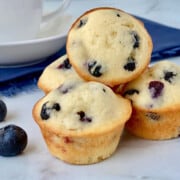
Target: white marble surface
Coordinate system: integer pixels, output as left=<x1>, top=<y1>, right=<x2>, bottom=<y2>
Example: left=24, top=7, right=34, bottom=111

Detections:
left=1, top=0, right=180, bottom=180
left=46, top=0, right=180, bottom=29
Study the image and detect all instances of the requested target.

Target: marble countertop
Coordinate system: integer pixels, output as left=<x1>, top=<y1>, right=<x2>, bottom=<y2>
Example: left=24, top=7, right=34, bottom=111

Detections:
left=46, top=0, right=180, bottom=29
left=1, top=0, right=180, bottom=179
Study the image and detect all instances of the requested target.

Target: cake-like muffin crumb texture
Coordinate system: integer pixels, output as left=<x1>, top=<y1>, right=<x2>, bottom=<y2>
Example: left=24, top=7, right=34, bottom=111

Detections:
left=38, top=54, right=84, bottom=94
left=123, top=60, right=180, bottom=140
left=67, top=7, right=152, bottom=86
left=124, top=60, right=180, bottom=110
left=33, top=81, right=132, bottom=164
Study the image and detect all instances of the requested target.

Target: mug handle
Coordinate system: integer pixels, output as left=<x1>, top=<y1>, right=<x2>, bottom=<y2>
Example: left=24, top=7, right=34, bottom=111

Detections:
left=42, top=0, right=71, bottom=23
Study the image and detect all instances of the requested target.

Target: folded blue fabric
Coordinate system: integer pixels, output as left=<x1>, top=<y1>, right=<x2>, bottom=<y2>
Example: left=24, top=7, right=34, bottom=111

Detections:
left=0, top=16, right=180, bottom=96
left=138, top=16, right=180, bottom=60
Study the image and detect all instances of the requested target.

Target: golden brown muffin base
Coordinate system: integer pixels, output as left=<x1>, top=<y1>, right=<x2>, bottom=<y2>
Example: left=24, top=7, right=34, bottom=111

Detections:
left=126, top=107, right=180, bottom=140
left=32, top=88, right=132, bottom=164
left=39, top=124, right=124, bottom=165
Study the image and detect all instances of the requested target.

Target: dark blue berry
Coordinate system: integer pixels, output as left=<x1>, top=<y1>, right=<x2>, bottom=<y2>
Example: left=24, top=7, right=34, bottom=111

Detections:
left=58, top=84, right=74, bottom=94
left=116, top=13, right=121, bottom=17
left=57, top=59, right=71, bottom=69
left=0, top=125, right=27, bottom=157
left=148, top=81, right=164, bottom=98
left=124, top=89, right=139, bottom=96
left=145, top=112, right=160, bottom=121
left=102, top=88, right=106, bottom=93
left=124, top=57, right=136, bottom=71
left=77, top=111, right=92, bottom=123
left=164, top=71, right=177, bottom=83
left=41, top=101, right=61, bottom=120
left=131, top=31, right=140, bottom=48
left=88, top=61, right=103, bottom=77
left=0, top=100, right=7, bottom=122
left=78, top=18, right=88, bottom=28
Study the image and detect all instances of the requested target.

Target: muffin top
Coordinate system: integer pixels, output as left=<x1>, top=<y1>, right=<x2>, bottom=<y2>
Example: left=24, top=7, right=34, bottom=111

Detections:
left=38, top=54, right=83, bottom=93
left=67, top=7, right=152, bottom=86
left=123, top=60, right=180, bottom=111
left=33, top=81, right=132, bottom=136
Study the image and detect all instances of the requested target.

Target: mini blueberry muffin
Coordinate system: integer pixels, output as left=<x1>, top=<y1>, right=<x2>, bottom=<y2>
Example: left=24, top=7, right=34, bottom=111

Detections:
left=38, top=54, right=83, bottom=93
left=123, top=60, right=180, bottom=140
left=66, top=7, right=153, bottom=87
left=33, top=81, right=132, bottom=164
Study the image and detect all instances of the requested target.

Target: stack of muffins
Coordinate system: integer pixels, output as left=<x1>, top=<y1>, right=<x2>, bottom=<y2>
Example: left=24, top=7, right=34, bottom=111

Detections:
left=33, top=7, right=180, bottom=165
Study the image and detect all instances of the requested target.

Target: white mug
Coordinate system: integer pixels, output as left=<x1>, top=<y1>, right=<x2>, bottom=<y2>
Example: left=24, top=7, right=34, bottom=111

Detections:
left=0, top=0, right=71, bottom=43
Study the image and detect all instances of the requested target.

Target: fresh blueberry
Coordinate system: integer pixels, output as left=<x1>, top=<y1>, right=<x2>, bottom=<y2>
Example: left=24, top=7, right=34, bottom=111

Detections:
left=148, top=81, right=164, bottom=98
left=0, top=100, right=7, bottom=122
left=40, top=101, right=61, bottom=120
left=163, top=71, right=177, bottom=83
left=77, top=111, right=92, bottom=123
left=0, top=125, right=28, bottom=157
left=88, top=61, right=103, bottom=77
left=124, top=57, right=136, bottom=71
left=57, top=59, right=71, bottom=70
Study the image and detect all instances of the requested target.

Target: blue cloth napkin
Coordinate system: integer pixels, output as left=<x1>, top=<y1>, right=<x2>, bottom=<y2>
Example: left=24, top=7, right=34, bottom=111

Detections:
left=0, top=16, right=180, bottom=96
left=138, top=16, right=180, bottom=60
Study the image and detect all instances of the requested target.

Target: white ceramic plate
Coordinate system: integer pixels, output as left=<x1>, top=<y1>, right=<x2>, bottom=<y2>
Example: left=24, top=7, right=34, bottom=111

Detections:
left=0, top=14, right=74, bottom=67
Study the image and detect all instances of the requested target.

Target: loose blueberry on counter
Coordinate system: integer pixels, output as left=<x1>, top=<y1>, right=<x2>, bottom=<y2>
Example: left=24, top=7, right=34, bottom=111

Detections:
left=124, top=57, right=136, bottom=71
left=163, top=71, right=177, bottom=83
left=0, top=100, right=7, bottom=122
left=148, top=81, right=164, bottom=98
left=0, top=125, right=27, bottom=157
left=41, top=101, right=61, bottom=120
left=77, top=111, right=92, bottom=123
left=57, top=59, right=71, bottom=70
left=88, top=61, right=103, bottom=77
